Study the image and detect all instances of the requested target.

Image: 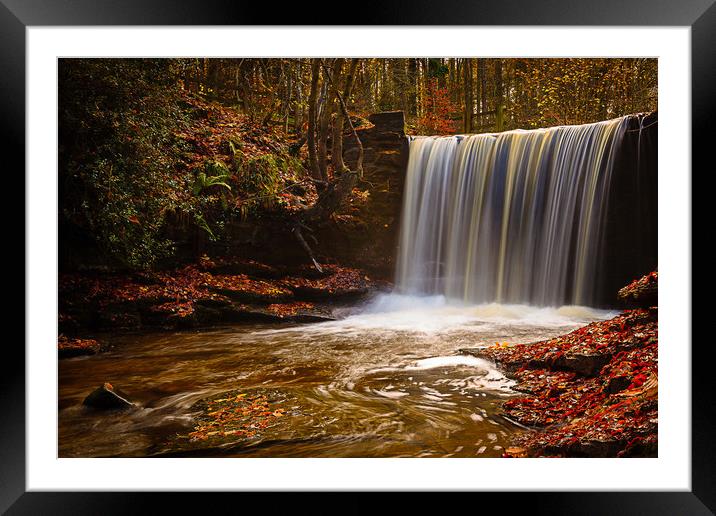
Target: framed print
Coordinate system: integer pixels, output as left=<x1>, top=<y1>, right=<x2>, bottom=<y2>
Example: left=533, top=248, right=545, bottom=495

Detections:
left=5, top=0, right=710, bottom=512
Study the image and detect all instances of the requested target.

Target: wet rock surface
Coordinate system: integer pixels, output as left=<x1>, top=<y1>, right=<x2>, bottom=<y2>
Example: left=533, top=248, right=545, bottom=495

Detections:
left=58, top=336, right=102, bottom=358
left=83, top=382, right=135, bottom=410
left=59, top=260, right=378, bottom=337
left=618, top=270, right=658, bottom=308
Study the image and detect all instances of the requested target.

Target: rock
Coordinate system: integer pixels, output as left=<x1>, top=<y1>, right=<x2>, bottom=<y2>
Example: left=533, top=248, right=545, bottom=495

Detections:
left=208, top=285, right=293, bottom=304
left=348, top=114, right=372, bottom=128
left=572, top=438, right=625, bottom=458
left=556, top=353, right=612, bottom=377
left=289, top=312, right=336, bottom=323
left=82, top=382, right=135, bottom=410
left=193, top=304, right=224, bottom=325
left=131, top=271, right=163, bottom=285
left=617, top=271, right=657, bottom=308
left=194, top=296, right=233, bottom=309
left=618, top=435, right=658, bottom=457
left=96, top=306, right=141, bottom=330
left=206, top=275, right=294, bottom=304
left=374, top=150, right=404, bottom=167
left=58, top=312, right=83, bottom=334
left=504, top=446, right=529, bottom=458
left=604, top=375, right=632, bottom=394
left=221, top=305, right=284, bottom=323
left=58, top=337, right=101, bottom=358
left=368, top=111, right=405, bottom=134
left=290, top=285, right=369, bottom=301
left=140, top=303, right=197, bottom=329
left=168, top=311, right=198, bottom=329
left=206, top=258, right=282, bottom=279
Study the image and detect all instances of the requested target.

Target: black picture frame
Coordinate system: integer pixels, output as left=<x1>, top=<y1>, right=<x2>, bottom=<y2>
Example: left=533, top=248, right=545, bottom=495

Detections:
left=5, top=0, right=707, bottom=512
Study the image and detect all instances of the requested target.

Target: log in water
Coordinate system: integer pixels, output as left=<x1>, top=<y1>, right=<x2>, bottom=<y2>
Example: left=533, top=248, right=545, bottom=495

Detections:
left=396, top=116, right=635, bottom=307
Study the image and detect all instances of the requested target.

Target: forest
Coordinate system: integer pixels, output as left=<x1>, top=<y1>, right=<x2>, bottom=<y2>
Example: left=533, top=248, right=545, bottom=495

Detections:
left=58, top=57, right=659, bottom=460
left=59, top=58, right=656, bottom=270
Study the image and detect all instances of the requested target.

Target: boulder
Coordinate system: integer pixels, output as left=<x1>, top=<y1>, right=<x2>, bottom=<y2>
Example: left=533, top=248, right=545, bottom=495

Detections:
left=556, top=353, right=612, bottom=377
left=617, top=271, right=657, bottom=308
left=604, top=375, right=632, bottom=394
left=82, top=382, right=135, bottom=410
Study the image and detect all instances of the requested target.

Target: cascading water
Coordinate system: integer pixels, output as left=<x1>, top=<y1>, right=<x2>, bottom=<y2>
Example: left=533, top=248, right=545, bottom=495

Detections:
left=396, top=116, right=631, bottom=307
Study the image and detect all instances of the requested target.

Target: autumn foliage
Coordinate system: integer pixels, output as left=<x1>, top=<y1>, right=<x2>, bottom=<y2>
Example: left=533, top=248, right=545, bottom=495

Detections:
left=471, top=271, right=659, bottom=458
left=60, top=60, right=316, bottom=269
left=416, top=78, right=459, bottom=135
left=58, top=258, right=381, bottom=334
left=188, top=392, right=286, bottom=442
left=618, top=270, right=658, bottom=306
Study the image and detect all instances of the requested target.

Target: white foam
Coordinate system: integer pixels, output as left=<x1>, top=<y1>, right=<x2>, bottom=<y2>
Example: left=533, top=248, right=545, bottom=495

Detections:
left=408, top=355, right=490, bottom=370
left=373, top=389, right=409, bottom=399
left=253, top=294, right=614, bottom=338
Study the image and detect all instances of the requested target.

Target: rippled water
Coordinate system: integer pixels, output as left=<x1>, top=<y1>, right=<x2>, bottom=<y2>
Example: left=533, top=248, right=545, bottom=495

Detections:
left=58, top=295, right=615, bottom=458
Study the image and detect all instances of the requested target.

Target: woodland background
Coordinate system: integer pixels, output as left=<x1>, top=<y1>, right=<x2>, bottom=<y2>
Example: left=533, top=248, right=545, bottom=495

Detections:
left=59, top=58, right=657, bottom=269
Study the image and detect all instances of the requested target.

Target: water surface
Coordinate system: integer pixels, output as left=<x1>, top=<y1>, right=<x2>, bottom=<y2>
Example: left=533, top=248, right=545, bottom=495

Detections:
left=59, top=295, right=615, bottom=457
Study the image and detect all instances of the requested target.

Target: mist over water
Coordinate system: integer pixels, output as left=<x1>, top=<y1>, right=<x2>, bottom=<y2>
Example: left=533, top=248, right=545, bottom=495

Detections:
left=396, top=117, right=629, bottom=306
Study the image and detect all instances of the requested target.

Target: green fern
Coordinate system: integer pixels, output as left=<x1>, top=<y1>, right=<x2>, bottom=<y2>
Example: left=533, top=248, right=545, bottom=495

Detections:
left=192, top=160, right=232, bottom=195
left=193, top=213, right=216, bottom=239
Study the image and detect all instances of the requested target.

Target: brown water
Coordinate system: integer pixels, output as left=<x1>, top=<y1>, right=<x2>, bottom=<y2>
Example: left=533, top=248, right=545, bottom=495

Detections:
left=58, top=295, right=614, bottom=458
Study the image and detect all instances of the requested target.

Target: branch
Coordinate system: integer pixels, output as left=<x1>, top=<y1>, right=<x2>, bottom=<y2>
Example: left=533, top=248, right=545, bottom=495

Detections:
left=322, top=63, right=363, bottom=179
left=292, top=223, right=323, bottom=273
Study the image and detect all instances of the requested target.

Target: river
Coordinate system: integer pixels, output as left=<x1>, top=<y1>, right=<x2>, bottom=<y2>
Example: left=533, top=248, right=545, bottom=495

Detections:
left=58, top=294, right=614, bottom=458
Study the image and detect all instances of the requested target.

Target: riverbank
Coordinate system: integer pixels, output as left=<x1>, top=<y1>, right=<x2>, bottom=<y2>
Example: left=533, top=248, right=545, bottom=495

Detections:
left=462, top=271, right=658, bottom=458
left=59, top=257, right=387, bottom=355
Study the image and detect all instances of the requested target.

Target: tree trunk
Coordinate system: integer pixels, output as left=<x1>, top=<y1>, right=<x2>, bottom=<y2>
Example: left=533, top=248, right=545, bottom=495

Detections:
left=292, top=60, right=365, bottom=272
left=317, top=59, right=341, bottom=181
left=478, top=58, right=487, bottom=127
left=463, top=58, right=473, bottom=133
left=331, top=58, right=359, bottom=173
left=495, top=59, right=504, bottom=132
left=307, top=59, right=322, bottom=181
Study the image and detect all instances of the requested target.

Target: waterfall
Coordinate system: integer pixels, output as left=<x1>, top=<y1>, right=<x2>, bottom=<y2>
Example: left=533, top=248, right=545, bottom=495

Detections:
left=395, top=116, right=631, bottom=307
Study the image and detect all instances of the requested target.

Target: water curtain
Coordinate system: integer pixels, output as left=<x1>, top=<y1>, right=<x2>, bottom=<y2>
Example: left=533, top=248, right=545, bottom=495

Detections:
left=396, top=117, right=630, bottom=306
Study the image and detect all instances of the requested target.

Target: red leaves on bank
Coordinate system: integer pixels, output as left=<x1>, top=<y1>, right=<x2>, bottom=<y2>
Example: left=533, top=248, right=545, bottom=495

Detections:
left=57, top=336, right=101, bottom=358
left=59, top=259, right=379, bottom=331
left=284, top=265, right=368, bottom=295
left=266, top=302, right=316, bottom=317
left=481, top=277, right=659, bottom=458
left=480, top=308, right=657, bottom=373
